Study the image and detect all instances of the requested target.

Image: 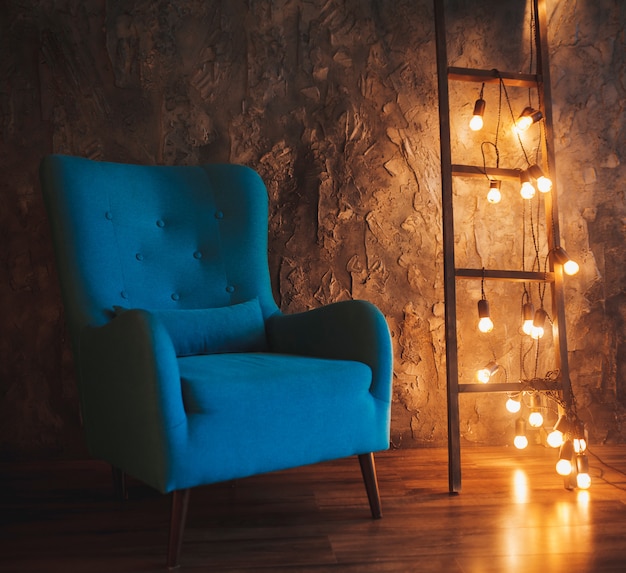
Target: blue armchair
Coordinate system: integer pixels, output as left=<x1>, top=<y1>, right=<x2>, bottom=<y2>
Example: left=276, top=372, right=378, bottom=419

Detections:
left=40, top=155, right=393, bottom=568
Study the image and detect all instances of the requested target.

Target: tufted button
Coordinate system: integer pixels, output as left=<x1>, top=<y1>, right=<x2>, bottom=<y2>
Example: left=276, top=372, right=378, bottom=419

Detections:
left=120, top=290, right=128, bottom=300
left=193, top=251, right=203, bottom=260
left=171, top=293, right=180, bottom=301
left=225, top=285, right=235, bottom=293
left=105, top=211, right=113, bottom=220
left=214, top=210, right=224, bottom=220
left=156, top=219, right=165, bottom=228
left=135, top=253, right=144, bottom=261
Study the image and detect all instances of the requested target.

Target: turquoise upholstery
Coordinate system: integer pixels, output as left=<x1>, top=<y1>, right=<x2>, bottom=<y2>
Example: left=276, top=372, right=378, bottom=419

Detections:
left=40, top=155, right=393, bottom=498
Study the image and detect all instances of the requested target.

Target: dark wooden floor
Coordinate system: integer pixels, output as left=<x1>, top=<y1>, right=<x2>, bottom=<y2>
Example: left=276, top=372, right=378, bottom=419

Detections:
left=2, top=445, right=626, bottom=572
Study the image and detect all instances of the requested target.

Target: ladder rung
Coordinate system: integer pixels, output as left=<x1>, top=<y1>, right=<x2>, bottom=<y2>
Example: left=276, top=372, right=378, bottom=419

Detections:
left=459, top=381, right=561, bottom=393
left=451, top=165, right=521, bottom=181
left=448, top=67, right=540, bottom=88
left=456, top=268, right=554, bottom=282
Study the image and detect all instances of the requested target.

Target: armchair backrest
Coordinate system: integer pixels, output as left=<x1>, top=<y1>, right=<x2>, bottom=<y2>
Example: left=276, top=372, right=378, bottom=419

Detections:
left=40, top=155, right=279, bottom=350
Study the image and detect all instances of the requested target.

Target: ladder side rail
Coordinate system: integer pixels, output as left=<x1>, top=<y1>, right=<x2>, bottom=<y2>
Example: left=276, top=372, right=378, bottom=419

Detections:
left=434, top=0, right=462, bottom=494
left=535, top=0, right=574, bottom=407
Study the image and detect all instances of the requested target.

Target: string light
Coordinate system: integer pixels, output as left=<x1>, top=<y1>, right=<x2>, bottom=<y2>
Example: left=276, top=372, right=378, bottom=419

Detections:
left=515, top=106, right=543, bottom=132
left=528, top=394, right=544, bottom=428
left=576, top=454, right=591, bottom=489
left=487, top=179, right=502, bottom=203
left=556, top=440, right=574, bottom=476
left=522, top=301, right=535, bottom=336
left=552, top=246, right=580, bottom=276
left=477, top=298, right=494, bottom=333
left=531, top=308, right=548, bottom=339
left=470, top=84, right=486, bottom=131
left=478, top=273, right=493, bottom=333
left=455, top=2, right=587, bottom=491
left=573, top=423, right=587, bottom=454
left=476, top=361, right=500, bottom=383
left=506, top=393, right=522, bottom=413
left=527, top=164, right=553, bottom=193
left=547, top=415, right=568, bottom=448
left=519, top=169, right=536, bottom=199
left=514, top=418, right=528, bottom=449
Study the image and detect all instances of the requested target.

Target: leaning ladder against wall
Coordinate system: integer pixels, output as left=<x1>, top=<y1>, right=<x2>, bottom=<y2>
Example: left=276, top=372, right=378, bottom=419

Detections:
left=433, top=0, right=574, bottom=493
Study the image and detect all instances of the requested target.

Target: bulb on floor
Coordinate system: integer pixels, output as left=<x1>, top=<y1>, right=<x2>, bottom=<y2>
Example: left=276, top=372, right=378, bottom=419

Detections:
left=576, top=454, right=591, bottom=489
left=573, top=423, right=587, bottom=454
left=556, top=440, right=574, bottom=476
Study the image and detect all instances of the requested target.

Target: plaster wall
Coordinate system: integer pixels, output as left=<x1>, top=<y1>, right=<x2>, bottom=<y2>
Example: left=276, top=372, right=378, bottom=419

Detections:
left=1, top=0, right=624, bottom=459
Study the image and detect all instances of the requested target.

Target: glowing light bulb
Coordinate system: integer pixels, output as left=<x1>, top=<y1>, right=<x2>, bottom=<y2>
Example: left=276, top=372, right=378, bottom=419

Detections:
left=564, top=260, right=580, bottom=275
left=536, top=175, right=553, bottom=193
left=531, top=308, right=547, bottom=340
left=520, top=181, right=535, bottom=200
left=477, top=369, right=490, bottom=383
left=506, top=397, right=522, bottom=414
left=527, top=164, right=552, bottom=193
left=522, top=302, right=535, bottom=336
left=515, top=115, right=533, bottom=132
left=469, top=115, right=483, bottom=131
left=477, top=299, right=493, bottom=333
left=487, top=180, right=501, bottom=204
left=477, top=361, right=499, bottom=383
left=469, top=98, right=486, bottom=131
left=478, top=317, right=493, bottom=333
left=556, top=458, right=573, bottom=476
left=514, top=418, right=528, bottom=449
left=576, top=454, right=591, bottom=489
left=577, top=472, right=591, bottom=489
left=556, top=440, right=574, bottom=476
left=514, top=435, right=529, bottom=449
left=549, top=415, right=569, bottom=449
left=573, top=423, right=587, bottom=453
left=522, top=320, right=534, bottom=335
left=552, top=247, right=579, bottom=276
left=515, top=107, right=543, bottom=133
left=528, top=411, right=544, bottom=428
left=547, top=430, right=564, bottom=448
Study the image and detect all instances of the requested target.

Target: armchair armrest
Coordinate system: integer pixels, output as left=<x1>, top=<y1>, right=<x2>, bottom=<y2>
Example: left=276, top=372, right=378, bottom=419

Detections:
left=79, top=309, right=186, bottom=492
left=266, top=300, right=393, bottom=403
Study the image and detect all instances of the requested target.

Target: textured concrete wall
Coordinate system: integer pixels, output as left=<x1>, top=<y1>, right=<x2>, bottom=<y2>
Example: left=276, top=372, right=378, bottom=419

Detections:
left=1, top=0, right=624, bottom=460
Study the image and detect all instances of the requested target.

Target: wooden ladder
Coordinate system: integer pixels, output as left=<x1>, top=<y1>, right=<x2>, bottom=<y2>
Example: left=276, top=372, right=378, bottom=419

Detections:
left=433, top=0, right=574, bottom=493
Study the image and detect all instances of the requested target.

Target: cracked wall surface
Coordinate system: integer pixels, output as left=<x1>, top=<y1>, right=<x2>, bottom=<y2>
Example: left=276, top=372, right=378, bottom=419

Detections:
left=1, top=0, right=625, bottom=459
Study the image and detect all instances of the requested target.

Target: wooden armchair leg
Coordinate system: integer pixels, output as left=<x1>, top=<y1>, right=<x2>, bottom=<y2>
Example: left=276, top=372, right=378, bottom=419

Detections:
left=358, top=452, right=382, bottom=519
left=167, top=488, right=190, bottom=569
left=111, top=466, right=127, bottom=501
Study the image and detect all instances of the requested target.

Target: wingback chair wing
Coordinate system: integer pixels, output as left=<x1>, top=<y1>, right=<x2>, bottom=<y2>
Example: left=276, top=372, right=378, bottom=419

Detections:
left=40, top=154, right=393, bottom=568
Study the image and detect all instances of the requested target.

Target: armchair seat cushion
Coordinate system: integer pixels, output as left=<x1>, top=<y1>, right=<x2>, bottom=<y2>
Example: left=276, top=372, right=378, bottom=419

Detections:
left=174, top=353, right=386, bottom=487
